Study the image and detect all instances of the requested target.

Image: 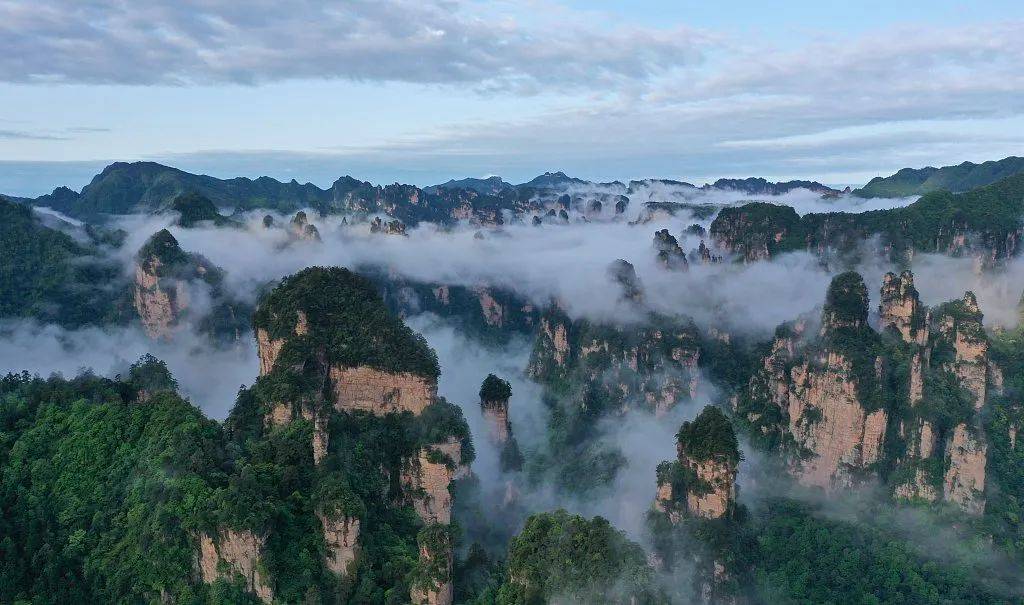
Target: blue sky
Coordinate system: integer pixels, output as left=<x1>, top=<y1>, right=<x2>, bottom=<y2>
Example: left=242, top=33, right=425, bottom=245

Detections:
left=1, top=0, right=1022, bottom=195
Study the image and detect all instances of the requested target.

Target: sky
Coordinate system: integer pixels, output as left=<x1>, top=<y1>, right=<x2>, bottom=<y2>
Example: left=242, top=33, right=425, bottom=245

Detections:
left=1, top=0, right=1023, bottom=195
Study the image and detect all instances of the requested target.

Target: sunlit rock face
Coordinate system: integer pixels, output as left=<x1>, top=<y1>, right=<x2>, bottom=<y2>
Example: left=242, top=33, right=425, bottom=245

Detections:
left=133, top=228, right=249, bottom=342
left=878, top=270, right=928, bottom=345
left=654, top=406, right=739, bottom=521
left=197, top=529, right=274, bottom=603
left=742, top=273, right=888, bottom=489
left=132, top=230, right=197, bottom=339
left=212, top=267, right=468, bottom=604
left=740, top=270, right=997, bottom=514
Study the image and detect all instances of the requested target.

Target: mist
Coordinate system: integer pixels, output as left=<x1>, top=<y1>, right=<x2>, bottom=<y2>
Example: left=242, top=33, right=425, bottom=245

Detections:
left=0, top=320, right=256, bottom=418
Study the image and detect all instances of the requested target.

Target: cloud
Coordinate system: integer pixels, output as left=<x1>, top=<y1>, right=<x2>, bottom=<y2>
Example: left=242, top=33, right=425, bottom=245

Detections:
left=0, top=320, right=257, bottom=419
left=247, top=19, right=1021, bottom=184
left=106, top=186, right=973, bottom=342
left=0, top=0, right=702, bottom=91
left=0, top=129, right=68, bottom=141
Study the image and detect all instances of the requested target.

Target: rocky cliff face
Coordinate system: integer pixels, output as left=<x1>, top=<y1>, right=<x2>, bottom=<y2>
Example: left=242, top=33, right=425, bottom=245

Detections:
left=652, top=407, right=741, bottom=602
left=329, top=366, right=436, bottom=415
left=401, top=439, right=465, bottom=525
left=479, top=374, right=524, bottom=474
left=655, top=406, right=739, bottom=521
left=211, top=267, right=470, bottom=604
left=133, top=229, right=250, bottom=342
left=133, top=257, right=189, bottom=339
left=528, top=306, right=701, bottom=416
left=480, top=376, right=513, bottom=444
left=787, top=352, right=889, bottom=488
left=654, top=229, right=688, bottom=270
left=197, top=529, right=273, bottom=603
left=943, top=424, right=987, bottom=514
left=289, top=210, right=321, bottom=241
left=132, top=230, right=196, bottom=338
left=709, top=203, right=801, bottom=261
left=941, top=292, right=990, bottom=409
left=741, top=270, right=998, bottom=514
left=741, top=273, right=890, bottom=490
left=878, top=271, right=928, bottom=345
left=318, top=512, right=360, bottom=577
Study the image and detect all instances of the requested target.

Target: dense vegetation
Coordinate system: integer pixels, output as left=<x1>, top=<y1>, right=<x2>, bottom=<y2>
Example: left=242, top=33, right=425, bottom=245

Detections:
left=676, top=406, right=740, bottom=464
left=855, top=156, right=1024, bottom=198
left=711, top=172, right=1024, bottom=262
left=0, top=364, right=230, bottom=603
left=496, top=510, right=660, bottom=605
left=0, top=358, right=475, bottom=604
left=750, top=499, right=1019, bottom=605
left=170, top=192, right=239, bottom=228
left=254, top=266, right=439, bottom=379
left=479, top=374, right=512, bottom=403
left=986, top=322, right=1024, bottom=557
left=0, top=198, right=125, bottom=327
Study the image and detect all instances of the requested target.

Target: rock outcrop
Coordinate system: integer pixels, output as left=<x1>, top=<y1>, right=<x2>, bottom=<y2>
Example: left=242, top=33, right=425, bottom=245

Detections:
left=878, top=271, right=927, bottom=345
left=289, top=210, right=321, bottom=241
left=401, top=439, right=465, bottom=525
left=608, top=259, right=644, bottom=303
left=709, top=202, right=800, bottom=261
left=318, top=511, right=360, bottom=577
left=742, top=270, right=996, bottom=514
left=740, top=273, right=889, bottom=490
left=528, top=306, right=701, bottom=416
left=197, top=530, right=273, bottom=603
left=479, top=374, right=513, bottom=444
left=655, top=406, right=739, bottom=520
left=212, top=267, right=470, bottom=603
left=943, top=424, right=987, bottom=514
left=370, top=216, right=408, bottom=235
left=654, top=229, right=688, bottom=270
left=942, top=292, right=989, bottom=409
left=479, top=374, right=524, bottom=473
left=133, top=230, right=193, bottom=338
left=132, top=229, right=249, bottom=342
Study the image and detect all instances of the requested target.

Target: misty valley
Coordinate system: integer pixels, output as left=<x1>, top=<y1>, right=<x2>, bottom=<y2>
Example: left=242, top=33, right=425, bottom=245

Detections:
left=3, top=157, right=1024, bottom=605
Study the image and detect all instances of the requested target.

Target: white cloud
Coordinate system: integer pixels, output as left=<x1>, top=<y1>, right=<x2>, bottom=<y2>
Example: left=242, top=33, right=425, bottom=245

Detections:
left=0, top=0, right=702, bottom=91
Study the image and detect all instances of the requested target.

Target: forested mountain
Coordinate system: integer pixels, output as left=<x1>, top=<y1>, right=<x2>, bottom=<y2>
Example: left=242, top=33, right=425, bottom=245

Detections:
left=712, top=171, right=1024, bottom=263
left=854, top=156, right=1024, bottom=198
left=4, top=155, right=1024, bottom=604
left=14, top=161, right=852, bottom=225
left=0, top=197, right=126, bottom=327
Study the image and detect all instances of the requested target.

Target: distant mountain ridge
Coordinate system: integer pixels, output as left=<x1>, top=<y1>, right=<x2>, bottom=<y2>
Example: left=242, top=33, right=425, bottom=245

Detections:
left=707, top=177, right=843, bottom=197
left=425, top=175, right=513, bottom=195
left=854, top=156, right=1024, bottom=198
left=710, top=171, right=1024, bottom=264
left=29, top=159, right=1024, bottom=224
left=16, top=161, right=853, bottom=224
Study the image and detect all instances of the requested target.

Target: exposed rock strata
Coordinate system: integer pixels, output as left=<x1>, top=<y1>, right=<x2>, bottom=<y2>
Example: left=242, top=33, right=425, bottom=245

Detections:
left=318, top=511, right=360, bottom=577
left=197, top=530, right=273, bottom=603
